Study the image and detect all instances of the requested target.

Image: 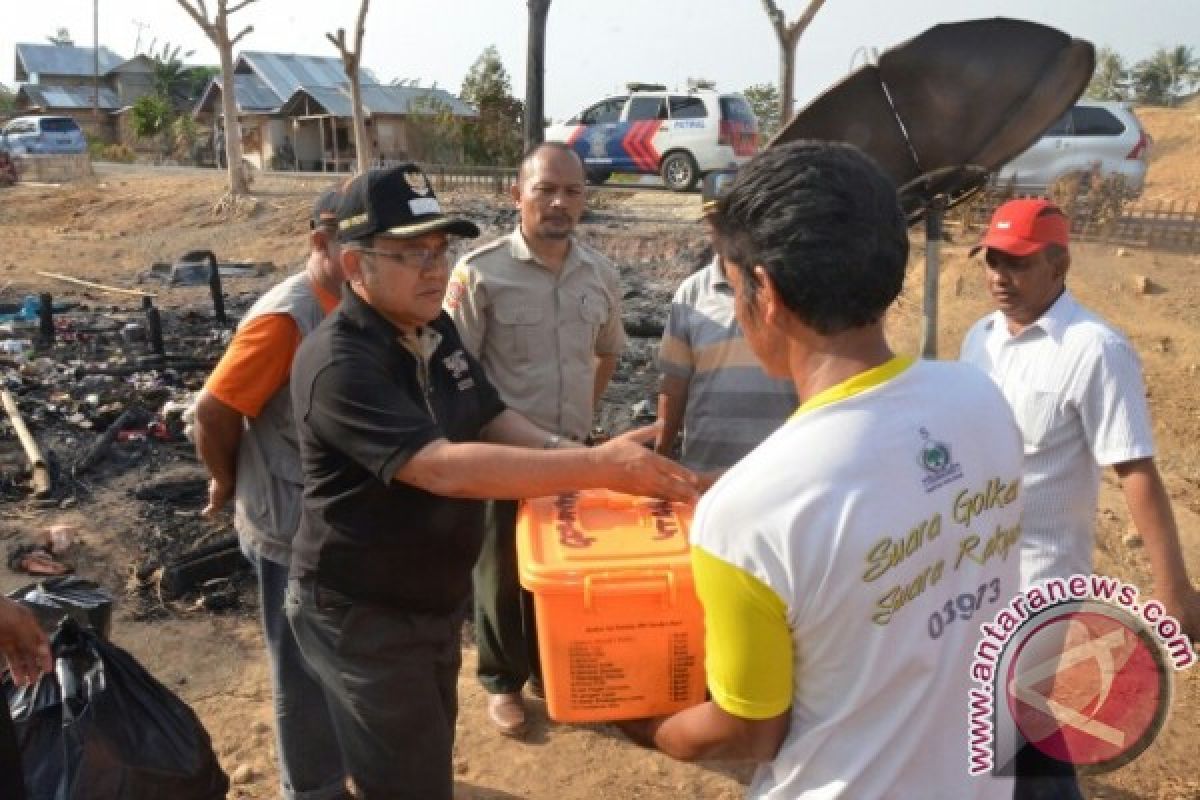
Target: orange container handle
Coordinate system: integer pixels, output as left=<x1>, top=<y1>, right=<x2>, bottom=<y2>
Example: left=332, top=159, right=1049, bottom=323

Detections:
left=583, top=570, right=677, bottom=611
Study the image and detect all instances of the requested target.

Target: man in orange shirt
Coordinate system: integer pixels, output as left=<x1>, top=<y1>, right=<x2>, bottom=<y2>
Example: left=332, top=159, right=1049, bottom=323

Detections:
left=193, top=188, right=349, bottom=800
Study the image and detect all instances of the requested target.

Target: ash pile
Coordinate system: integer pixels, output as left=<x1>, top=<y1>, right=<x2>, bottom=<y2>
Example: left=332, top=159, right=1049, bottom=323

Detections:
left=0, top=267, right=257, bottom=619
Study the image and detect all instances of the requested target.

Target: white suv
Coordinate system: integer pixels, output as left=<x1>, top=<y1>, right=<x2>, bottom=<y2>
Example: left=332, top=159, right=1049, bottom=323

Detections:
left=0, top=115, right=87, bottom=155
left=993, top=101, right=1149, bottom=197
left=544, top=83, right=759, bottom=192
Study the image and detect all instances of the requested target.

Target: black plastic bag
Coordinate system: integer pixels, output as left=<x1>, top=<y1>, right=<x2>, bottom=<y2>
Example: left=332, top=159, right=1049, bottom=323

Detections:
left=4, top=620, right=229, bottom=800
left=7, top=577, right=114, bottom=640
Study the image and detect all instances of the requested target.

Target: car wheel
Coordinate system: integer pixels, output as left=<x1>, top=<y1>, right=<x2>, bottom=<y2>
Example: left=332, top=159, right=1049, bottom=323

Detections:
left=661, top=151, right=699, bottom=192
left=586, top=169, right=612, bottom=185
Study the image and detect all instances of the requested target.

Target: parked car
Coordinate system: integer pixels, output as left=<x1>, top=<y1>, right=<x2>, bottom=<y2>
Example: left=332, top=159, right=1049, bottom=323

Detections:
left=544, top=82, right=759, bottom=192
left=0, top=115, right=87, bottom=156
left=993, top=101, right=1150, bottom=197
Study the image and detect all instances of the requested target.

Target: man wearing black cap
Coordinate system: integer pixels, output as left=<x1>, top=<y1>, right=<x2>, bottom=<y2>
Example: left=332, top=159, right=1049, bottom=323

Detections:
left=285, top=164, right=697, bottom=800
left=193, top=186, right=349, bottom=800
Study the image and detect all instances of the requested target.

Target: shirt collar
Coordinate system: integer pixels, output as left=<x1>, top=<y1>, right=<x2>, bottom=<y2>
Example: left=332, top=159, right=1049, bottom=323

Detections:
left=510, top=225, right=581, bottom=272
left=312, top=278, right=339, bottom=314
left=986, top=289, right=1077, bottom=343
left=790, top=356, right=915, bottom=419
left=398, top=326, right=443, bottom=361
left=706, top=256, right=730, bottom=292
left=338, top=282, right=446, bottom=351
left=1032, top=289, right=1077, bottom=341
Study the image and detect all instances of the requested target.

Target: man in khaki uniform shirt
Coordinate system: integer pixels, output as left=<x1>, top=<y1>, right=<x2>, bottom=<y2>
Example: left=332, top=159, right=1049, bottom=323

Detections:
left=445, top=142, right=625, bottom=736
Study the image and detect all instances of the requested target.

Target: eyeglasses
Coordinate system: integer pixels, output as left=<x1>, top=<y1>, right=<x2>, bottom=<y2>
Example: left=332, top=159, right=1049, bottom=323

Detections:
left=358, top=246, right=449, bottom=272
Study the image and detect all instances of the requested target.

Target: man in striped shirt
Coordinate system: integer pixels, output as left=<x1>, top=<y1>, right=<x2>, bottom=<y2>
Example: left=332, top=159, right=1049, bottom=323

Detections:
left=655, top=171, right=797, bottom=473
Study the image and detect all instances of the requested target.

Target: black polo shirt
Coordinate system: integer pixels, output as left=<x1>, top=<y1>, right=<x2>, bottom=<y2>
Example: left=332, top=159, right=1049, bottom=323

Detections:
left=289, top=286, right=505, bottom=613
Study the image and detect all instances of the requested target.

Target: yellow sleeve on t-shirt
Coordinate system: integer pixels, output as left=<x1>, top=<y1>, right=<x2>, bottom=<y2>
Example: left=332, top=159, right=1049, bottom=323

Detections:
left=691, top=545, right=793, bottom=719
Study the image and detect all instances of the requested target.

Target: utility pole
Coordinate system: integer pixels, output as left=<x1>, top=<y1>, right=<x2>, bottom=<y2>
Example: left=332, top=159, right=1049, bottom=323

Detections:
left=524, top=0, right=552, bottom=150
left=93, top=0, right=100, bottom=126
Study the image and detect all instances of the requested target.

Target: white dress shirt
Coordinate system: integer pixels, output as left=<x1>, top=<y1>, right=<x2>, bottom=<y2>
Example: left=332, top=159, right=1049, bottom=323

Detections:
left=961, top=290, right=1155, bottom=585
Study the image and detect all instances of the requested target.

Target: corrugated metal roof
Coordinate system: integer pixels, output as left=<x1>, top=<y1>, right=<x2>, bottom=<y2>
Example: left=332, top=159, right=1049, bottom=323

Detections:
left=238, top=51, right=377, bottom=101
left=279, top=85, right=477, bottom=118
left=361, top=85, right=477, bottom=117
left=228, top=73, right=282, bottom=111
left=285, top=86, right=354, bottom=117
left=16, top=44, right=124, bottom=79
left=196, top=73, right=282, bottom=114
left=17, top=83, right=120, bottom=110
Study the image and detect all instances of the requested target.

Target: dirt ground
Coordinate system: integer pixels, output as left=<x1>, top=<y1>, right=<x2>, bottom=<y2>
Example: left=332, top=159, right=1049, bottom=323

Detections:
left=1, top=107, right=1198, bottom=799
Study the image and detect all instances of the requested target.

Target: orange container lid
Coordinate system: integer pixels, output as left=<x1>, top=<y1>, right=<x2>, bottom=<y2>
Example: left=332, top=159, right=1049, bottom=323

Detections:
left=518, top=489, right=695, bottom=593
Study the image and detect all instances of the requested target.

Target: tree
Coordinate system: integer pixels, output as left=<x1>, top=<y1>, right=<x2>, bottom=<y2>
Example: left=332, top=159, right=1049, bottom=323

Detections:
left=327, top=0, right=373, bottom=173
left=524, top=0, right=551, bottom=150
left=760, top=0, right=829, bottom=124
left=175, top=0, right=259, bottom=196
left=150, top=42, right=198, bottom=107
left=1085, top=46, right=1127, bottom=102
left=130, top=93, right=174, bottom=157
left=1132, top=53, right=1173, bottom=106
left=1134, top=46, right=1199, bottom=107
left=406, top=94, right=466, bottom=164
left=0, top=85, right=14, bottom=114
left=460, top=46, right=524, bottom=166
left=47, top=28, right=74, bottom=46
left=1163, top=45, right=1198, bottom=105
left=742, top=83, right=782, bottom=142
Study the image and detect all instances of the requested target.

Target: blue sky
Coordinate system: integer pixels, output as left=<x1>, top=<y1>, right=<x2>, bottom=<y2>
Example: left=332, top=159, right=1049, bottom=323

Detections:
left=3, top=1, right=1197, bottom=120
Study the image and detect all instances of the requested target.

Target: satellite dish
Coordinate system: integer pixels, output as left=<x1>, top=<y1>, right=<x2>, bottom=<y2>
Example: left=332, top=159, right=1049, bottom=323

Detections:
left=771, top=18, right=1095, bottom=223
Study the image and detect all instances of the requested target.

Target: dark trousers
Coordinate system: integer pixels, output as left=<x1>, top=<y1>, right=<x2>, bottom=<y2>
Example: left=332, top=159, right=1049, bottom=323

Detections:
left=1013, top=742, right=1083, bottom=800
left=0, top=702, right=25, bottom=800
left=247, top=551, right=347, bottom=800
left=473, top=499, right=541, bottom=694
left=285, top=579, right=463, bottom=800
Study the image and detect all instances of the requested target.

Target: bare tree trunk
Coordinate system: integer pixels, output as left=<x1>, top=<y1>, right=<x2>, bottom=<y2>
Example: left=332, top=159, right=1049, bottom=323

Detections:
left=328, top=0, right=372, bottom=174
left=761, top=0, right=829, bottom=125
left=524, top=0, right=552, bottom=150
left=215, top=37, right=247, bottom=194
left=176, top=0, right=258, bottom=197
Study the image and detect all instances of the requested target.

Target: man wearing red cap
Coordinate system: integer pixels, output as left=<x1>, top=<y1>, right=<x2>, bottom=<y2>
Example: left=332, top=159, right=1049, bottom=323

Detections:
left=961, top=198, right=1199, bottom=794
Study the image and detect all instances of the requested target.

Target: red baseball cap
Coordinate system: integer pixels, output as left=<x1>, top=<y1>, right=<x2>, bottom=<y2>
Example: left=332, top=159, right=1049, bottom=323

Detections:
left=971, top=198, right=1070, bottom=257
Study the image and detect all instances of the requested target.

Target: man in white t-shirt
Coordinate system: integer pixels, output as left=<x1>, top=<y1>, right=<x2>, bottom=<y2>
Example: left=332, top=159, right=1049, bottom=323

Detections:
left=961, top=198, right=1199, bottom=797
left=618, top=141, right=1023, bottom=799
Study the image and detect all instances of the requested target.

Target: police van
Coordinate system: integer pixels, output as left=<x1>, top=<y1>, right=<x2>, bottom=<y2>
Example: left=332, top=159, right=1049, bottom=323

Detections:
left=544, top=81, right=759, bottom=192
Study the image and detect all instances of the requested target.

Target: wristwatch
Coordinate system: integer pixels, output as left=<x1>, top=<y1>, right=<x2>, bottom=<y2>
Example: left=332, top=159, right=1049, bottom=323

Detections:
left=542, top=434, right=562, bottom=449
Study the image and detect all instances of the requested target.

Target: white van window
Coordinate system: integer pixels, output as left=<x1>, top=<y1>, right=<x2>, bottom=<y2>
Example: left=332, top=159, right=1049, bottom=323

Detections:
left=580, top=97, right=627, bottom=125
left=669, top=96, right=707, bottom=119
left=627, top=96, right=667, bottom=121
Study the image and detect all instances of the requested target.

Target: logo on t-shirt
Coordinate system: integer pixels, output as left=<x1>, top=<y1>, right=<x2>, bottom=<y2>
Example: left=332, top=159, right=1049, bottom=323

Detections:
left=442, top=349, right=474, bottom=390
left=917, top=427, right=963, bottom=493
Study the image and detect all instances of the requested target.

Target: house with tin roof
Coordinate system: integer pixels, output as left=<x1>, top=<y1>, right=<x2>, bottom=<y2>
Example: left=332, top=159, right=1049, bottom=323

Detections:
left=193, top=50, right=476, bottom=170
left=12, top=43, right=157, bottom=141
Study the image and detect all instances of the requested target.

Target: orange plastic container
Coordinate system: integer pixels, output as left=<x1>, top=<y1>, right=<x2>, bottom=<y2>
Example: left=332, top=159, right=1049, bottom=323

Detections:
left=516, top=489, right=706, bottom=723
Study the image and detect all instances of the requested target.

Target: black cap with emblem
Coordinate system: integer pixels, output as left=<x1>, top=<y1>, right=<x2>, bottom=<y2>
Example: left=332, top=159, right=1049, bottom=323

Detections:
left=310, top=185, right=344, bottom=230
left=335, top=164, right=481, bottom=243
